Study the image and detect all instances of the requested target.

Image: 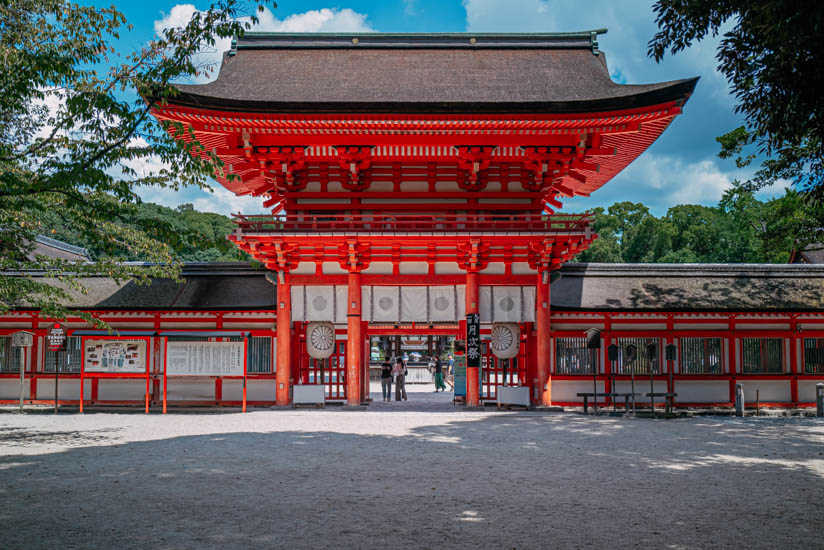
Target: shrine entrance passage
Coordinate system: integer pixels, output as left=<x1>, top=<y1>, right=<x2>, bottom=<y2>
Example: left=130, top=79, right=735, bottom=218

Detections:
left=481, top=339, right=529, bottom=401
left=297, top=337, right=347, bottom=401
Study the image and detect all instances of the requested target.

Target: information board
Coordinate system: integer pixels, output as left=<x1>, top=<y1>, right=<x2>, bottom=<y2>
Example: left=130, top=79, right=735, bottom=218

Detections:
left=84, top=339, right=147, bottom=373
left=453, top=354, right=467, bottom=397
left=166, top=341, right=244, bottom=376
left=47, top=323, right=67, bottom=351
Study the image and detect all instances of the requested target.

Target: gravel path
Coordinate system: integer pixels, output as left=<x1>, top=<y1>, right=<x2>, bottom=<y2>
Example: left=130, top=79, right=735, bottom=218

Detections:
left=1, top=384, right=823, bottom=549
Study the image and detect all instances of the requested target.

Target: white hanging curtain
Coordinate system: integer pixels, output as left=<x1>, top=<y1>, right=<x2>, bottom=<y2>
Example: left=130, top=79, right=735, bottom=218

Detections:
left=401, top=287, right=428, bottom=322
left=492, top=286, right=522, bottom=323
left=361, top=286, right=372, bottom=322
left=335, top=285, right=348, bottom=324
left=429, top=286, right=457, bottom=322
left=479, top=286, right=493, bottom=323
left=290, top=285, right=305, bottom=322
left=372, top=286, right=400, bottom=322
left=305, top=285, right=335, bottom=321
left=456, top=285, right=466, bottom=319
left=522, top=286, right=536, bottom=323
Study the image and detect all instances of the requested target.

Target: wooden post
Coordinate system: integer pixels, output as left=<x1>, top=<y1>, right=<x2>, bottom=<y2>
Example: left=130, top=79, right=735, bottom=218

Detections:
left=466, top=270, right=480, bottom=407
left=346, top=271, right=363, bottom=405
left=243, top=334, right=248, bottom=413
left=79, top=340, right=84, bottom=414
left=145, top=338, right=150, bottom=414
left=276, top=271, right=292, bottom=406
left=346, top=270, right=363, bottom=405
left=162, top=336, right=168, bottom=414
left=536, top=270, right=552, bottom=406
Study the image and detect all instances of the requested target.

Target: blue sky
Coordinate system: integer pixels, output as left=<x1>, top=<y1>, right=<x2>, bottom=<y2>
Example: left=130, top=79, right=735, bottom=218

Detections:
left=105, top=0, right=784, bottom=216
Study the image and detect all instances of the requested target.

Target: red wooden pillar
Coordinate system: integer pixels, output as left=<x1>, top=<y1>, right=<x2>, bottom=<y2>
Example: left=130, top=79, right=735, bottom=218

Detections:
left=346, top=271, right=363, bottom=406
left=466, top=270, right=480, bottom=407
left=276, top=272, right=292, bottom=406
left=536, top=270, right=552, bottom=406
left=362, top=321, right=370, bottom=402
left=790, top=317, right=798, bottom=404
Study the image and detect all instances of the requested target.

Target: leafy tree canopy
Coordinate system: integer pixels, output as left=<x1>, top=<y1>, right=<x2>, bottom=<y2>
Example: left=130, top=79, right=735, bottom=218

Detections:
left=574, top=186, right=820, bottom=264
left=0, top=0, right=269, bottom=324
left=649, top=1, right=824, bottom=216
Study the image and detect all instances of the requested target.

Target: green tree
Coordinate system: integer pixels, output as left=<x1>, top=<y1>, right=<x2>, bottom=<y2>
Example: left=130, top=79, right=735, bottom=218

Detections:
left=0, top=0, right=268, bottom=323
left=649, top=2, right=824, bottom=217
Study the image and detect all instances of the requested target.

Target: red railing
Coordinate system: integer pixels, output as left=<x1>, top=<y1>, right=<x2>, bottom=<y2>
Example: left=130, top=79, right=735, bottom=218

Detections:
left=232, top=213, right=593, bottom=234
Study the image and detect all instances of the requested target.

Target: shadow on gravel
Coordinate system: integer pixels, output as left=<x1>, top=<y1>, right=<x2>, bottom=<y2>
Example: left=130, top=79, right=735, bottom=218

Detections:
left=1, top=415, right=823, bottom=549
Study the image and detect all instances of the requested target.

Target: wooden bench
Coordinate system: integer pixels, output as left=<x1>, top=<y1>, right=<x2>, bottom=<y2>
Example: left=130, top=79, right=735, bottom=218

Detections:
left=577, top=392, right=640, bottom=413
left=645, top=392, right=678, bottom=414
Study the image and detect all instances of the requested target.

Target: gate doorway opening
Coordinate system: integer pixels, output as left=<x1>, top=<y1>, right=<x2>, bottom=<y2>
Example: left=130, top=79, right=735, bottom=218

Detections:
left=369, top=331, right=457, bottom=385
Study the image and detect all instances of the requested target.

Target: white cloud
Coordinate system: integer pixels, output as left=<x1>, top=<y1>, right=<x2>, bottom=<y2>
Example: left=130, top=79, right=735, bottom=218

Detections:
left=138, top=184, right=267, bottom=216
left=403, top=0, right=418, bottom=16
left=154, top=5, right=374, bottom=83
left=563, top=153, right=745, bottom=215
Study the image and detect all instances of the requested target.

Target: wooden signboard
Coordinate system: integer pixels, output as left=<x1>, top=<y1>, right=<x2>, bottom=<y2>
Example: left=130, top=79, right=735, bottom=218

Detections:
left=47, top=323, right=67, bottom=351
left=166, top=341, right=244, bottom=376
left=84, top=339, right=147, bottom=373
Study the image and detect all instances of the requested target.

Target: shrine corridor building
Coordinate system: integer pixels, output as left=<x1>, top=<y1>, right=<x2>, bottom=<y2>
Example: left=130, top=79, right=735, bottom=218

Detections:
left=3, top=32, right=824, bottom=409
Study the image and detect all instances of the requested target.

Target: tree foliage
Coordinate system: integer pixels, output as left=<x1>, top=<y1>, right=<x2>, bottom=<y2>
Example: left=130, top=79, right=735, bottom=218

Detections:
left=574, top=186, right=821, bottom=264
left=0, top=0, right=268, bottom=323
left=649, top=1, right=824, bottom=212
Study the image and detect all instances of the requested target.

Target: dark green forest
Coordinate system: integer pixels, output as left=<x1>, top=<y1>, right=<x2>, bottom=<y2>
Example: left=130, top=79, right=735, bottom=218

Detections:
left=574, top=185, right=821, bottom=263
left=42, top=184, right=821, bottom=264
left=41, top=202, right=247, bottom=262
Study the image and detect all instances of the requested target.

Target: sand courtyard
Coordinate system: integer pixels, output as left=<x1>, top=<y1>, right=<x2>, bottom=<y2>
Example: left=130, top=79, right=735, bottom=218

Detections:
left=1, top=384, right=823, bottom=549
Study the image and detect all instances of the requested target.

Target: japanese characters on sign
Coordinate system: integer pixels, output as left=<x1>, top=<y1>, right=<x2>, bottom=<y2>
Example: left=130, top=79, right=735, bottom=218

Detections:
left=84, top=339, right=147, bottom=373
left=46, top=323, right=67, bottom=352
left=466, top=313, right=480, bottom=369
left=166, top=341, right=244, bottom=376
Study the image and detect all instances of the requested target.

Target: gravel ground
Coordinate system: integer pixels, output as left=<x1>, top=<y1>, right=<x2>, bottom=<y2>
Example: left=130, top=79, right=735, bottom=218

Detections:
left=1, top=383, right=823, bottom=549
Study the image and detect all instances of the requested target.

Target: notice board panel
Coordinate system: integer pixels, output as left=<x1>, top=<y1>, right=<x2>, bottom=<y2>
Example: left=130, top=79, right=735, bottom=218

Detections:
left=167, top=341, right=244, bottom=376
left=84, top=339, right=147, bottom=373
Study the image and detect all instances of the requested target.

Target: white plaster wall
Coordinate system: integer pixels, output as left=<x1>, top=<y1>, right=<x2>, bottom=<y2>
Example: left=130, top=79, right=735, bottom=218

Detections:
left=511, top=262, right=535, bottom=275
left=291, top=262, right=316, bottom=274
left=36, top=380, right=91, bottom=400
left=673, top=323, right=728, bottom=330
left=551, top=380, right=605, bottom=403
left=362, top=262, right=393, bottom=274
left=434, top=262, right=462, bottom=274
left=738, top=380, right=791, bottom=402
left=398, top=262, right=429, bottom=274
left=613, top=380, right=668, bottom=395
left=97, top=380, right=148, bottom=401
left=798, top=380, right=824, bottom=402
left=0, top=379, right=30, bottom=400
left=164, top=379, right=215, bottom=401
left=673, top=380, right=729, bottom=403
left=221, top=379, right=276, bottom=401
left=479, top=262, right=506, bottom=274
left=322, top=262, right=347, bottom=274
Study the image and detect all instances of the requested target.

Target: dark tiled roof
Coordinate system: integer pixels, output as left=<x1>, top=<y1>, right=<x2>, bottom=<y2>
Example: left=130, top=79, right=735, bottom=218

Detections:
left=30, top=236, right=90, bottom=262
left=13, top=263, right=275, bottom=310
left=9, top=262, right=824, bottom=313
left=170, top=32, right=697, bottom=114
left=553, top=264, right=824, bottom=311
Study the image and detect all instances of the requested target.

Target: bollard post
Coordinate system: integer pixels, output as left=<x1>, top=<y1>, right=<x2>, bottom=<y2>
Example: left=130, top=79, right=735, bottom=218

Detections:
left=735, top=383, right=745, bottom=417
left=816, top=383, right=823, bottom=418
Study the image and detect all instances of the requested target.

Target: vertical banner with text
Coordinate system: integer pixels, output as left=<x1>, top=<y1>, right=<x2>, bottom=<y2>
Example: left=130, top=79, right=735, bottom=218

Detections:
left=466, top=313, right=480, bottom=368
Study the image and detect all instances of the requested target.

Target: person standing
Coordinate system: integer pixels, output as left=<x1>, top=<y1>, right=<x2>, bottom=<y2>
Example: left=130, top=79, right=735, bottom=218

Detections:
left=380, top=360, right=393, bottom=402
left=445, top=354, right=455, bottom=390
left=433, top=356, right=446, bottom=392
left=393, top=356, right=407, bottom=401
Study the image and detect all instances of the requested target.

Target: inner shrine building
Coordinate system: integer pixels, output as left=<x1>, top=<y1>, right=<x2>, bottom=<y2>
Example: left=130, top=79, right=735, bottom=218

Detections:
left=3, top=31, right=824, bottom=410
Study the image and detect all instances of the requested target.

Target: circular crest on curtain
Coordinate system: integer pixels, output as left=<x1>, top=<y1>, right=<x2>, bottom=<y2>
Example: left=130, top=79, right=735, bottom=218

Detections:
left=306, top=322, right=336, bottom=359
left=490, top=323, right=520, bottom=359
